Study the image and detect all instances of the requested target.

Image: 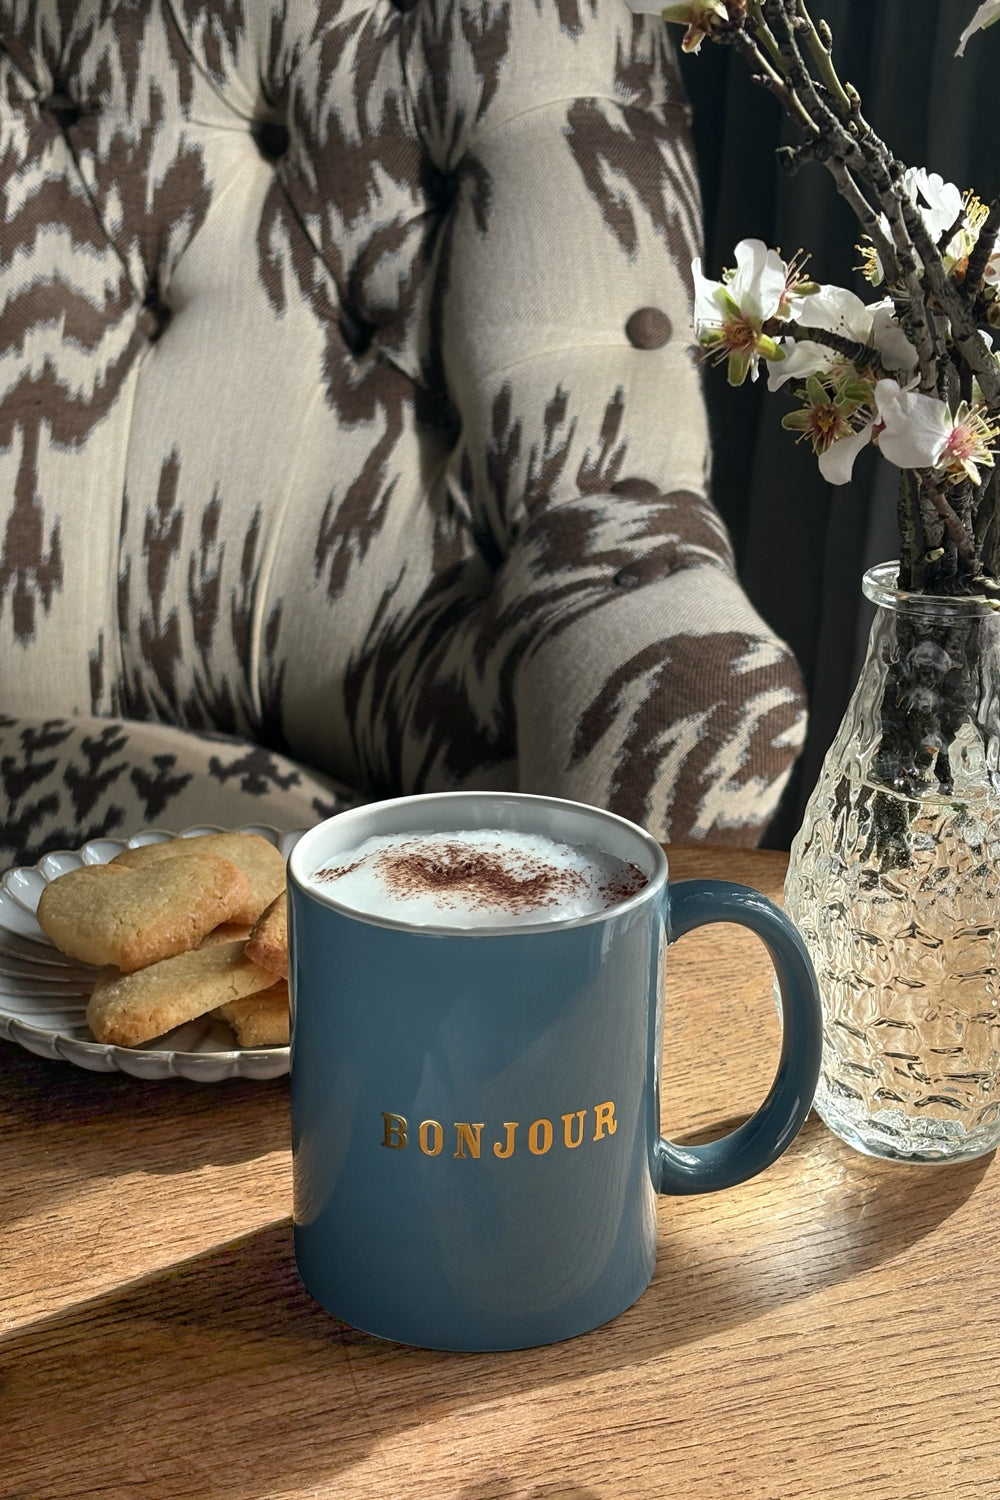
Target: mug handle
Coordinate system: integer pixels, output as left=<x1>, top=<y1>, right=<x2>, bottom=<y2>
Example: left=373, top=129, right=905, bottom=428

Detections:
left=654, top=879, right=823, bottom=1195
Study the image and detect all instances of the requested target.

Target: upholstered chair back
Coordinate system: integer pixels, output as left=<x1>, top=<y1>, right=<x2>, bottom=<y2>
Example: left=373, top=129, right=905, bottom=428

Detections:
left=0, top=0, right=806, bottom=864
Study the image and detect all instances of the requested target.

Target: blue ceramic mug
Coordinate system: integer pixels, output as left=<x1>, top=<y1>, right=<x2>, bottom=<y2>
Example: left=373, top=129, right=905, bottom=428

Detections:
left=288, top=792, right=821, bottom=1352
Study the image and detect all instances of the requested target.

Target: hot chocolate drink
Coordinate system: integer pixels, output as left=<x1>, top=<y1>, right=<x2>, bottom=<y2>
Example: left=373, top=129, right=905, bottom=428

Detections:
left=310, top=829, right=648, bottom=928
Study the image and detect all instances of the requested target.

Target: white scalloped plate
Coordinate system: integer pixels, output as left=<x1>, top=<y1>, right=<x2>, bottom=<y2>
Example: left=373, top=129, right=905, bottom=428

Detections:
left=0, top=825, right=304, bottom=1082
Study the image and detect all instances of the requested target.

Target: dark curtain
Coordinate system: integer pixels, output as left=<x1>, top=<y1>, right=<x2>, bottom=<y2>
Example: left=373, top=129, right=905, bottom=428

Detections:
left=680, top=1, right=1000, bottom=847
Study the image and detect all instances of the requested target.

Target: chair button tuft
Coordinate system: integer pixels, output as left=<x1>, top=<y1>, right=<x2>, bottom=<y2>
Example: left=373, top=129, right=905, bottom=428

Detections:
left=625, top=307, right=672, bottom=350
left=42, top=92, right=81, bottom=129
left=423, top=165, right=459, bottom=216
left=139, top=293, right=172, bottom=343
left=339, top=309, right=376, bottom=359
left=252, top=120, right=290, bottom=164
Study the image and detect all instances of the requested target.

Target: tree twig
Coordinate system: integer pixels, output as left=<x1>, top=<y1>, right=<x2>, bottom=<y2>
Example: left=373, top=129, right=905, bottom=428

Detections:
left=965, top=195, right=1000, bottom=303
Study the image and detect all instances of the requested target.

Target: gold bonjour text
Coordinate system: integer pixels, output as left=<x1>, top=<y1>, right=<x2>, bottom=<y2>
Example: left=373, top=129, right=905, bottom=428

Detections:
left=381, top=1102, right=617, bottom=1158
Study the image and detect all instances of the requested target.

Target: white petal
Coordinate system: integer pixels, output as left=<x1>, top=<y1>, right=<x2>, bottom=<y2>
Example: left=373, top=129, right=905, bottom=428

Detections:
left=864, top=218, right=892, bottom=285
left=729, top=239, right=789, bottom=323
left=872, top=378, right=913, bottom=423
left=878, top=427, right=949, bottom=469
left=875, top=381, right=951, bottom=468
left=766, top=340, right=835, bottom=391
left=794, top=289, right=918, bottom=375
left=796, top=284, right=872, bottom=341
left=957, top=0, right=1000, bottom=54
left=913, top=168, right=964, bottom=217
left=692, top=258, right=726, bottom=335
left=869, top=305, right=919, bottom=374
left=909, top=168, right=965, bottom=242
left=818, top=425, right=873, bottom=485
left=898, top=168, right=921, bottom=210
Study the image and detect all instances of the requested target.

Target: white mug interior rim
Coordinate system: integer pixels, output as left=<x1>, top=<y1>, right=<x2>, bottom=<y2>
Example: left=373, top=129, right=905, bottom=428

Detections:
left=287, top=790, right=669, bottom=935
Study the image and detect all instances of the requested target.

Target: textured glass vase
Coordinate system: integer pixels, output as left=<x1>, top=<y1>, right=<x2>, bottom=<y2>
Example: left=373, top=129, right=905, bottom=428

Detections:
left=784, top=561, right=1000, bottom=1162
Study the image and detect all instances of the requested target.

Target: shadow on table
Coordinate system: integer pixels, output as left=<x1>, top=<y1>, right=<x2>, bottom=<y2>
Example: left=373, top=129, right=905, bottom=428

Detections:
left=0, top=1039, right=290, bottom=1224
left=1, top=1112, right=990, bottom=1499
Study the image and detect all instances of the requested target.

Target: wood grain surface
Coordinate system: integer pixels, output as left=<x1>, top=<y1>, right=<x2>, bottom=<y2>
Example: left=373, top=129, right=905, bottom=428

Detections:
left=1, top=846, right=997, bottom=1500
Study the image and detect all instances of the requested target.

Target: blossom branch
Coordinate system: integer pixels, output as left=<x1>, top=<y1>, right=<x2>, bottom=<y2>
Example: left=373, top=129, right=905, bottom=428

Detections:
left=975, top=470, right=1000, bottom=577
left=760, top=0, right=844, bottom=134
left=883, top=198, right=942, bottom=393
left=822, top=159, right=899, bottom=284
left=727, top=23, right=817, bottom=131
left=778, top=317, right=879, bottom=370
left=680, top=0, right=1000, bottom=589
left=761, top=2, right=917, bottom=311
left=895, top=195, right=1000, bottom=405
left=752, top=1, right=999, bottom=410
left=965, top=195, right=1000, bottom=303
left=775, top=13, right=999, bottom=402
left=896, top=470, right=928, bottom=590
left=746, top=0, right=786, bottom=70
left=794, top=1, right=852, bottom=114
left=917, top=471, right=979, bottom=561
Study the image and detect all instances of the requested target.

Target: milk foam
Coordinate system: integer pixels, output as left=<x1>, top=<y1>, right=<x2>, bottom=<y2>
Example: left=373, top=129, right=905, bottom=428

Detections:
left=310, top=828, right=647, bottom=928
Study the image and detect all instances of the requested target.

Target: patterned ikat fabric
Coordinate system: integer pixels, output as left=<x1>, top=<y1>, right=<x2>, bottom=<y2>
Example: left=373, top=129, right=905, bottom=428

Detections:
left=0, top=0, right=807, bottom=867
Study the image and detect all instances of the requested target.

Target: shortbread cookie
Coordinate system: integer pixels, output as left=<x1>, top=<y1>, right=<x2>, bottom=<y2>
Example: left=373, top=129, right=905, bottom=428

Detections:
left=112, top=832, right=285, bottom=924
left=199, top=923, right=253, bottom=947
left=214, top=979, right=290, bottom=1047
left=87, top=940, right=280, bottom=1046
left=38, top=856, right=252, bottom=972
left=244, top=891, right=288, bottom=977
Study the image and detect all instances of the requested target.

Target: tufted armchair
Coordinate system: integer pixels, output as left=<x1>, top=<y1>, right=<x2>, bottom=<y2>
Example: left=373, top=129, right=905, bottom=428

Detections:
left=0, top=0, right=806, bottom=868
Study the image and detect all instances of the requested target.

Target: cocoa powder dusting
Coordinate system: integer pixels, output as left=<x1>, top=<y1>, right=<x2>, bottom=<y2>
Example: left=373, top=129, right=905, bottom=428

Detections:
left=599, top=861, right=648, bottom=907
left=315, top=841, right=648, bottom=915
left=378, top=844, right=585, bottom=911
left=315, top=858, right=362, bottom=883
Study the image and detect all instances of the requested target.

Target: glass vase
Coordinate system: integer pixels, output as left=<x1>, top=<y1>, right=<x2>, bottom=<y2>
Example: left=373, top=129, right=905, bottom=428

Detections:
left=783, top=561, right=1000, bottom=1163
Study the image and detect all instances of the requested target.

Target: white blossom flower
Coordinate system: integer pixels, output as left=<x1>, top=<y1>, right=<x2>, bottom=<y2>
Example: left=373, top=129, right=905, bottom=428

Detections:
left=653, top=0, right=1000, bottom=544
left=767, top=284, right=922, bottom=484
left=874, top=382, right=953, bottom=469
left=767, top=340, right=836, bottom=390
left=693, top=239, right=805, bottom=385
left=813, top=376, right=915, bottom=486
left=957, top=0, right=1000, bottom=55
left=861, top=169, right=972, bottom=285
left=781, top=372, right=871, bottom=480
left=941, top=404, right=999, bottom=482
left=908, top=170, right=966, bottom=246
left=799, top=376, right=998, bottom=487
left=875, top=381, right=998, bottom=484
left=869, top=303, right=921, bottom=374
left=819, top=422, right=877, bottom=485
left=621, top=0, right=744, bottom=52
left=766, top=285, right=917, bottom=391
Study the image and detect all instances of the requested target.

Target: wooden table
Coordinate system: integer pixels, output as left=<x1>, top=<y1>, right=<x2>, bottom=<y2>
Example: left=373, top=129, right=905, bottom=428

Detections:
left=2, top=846, right=997, bottom=1500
